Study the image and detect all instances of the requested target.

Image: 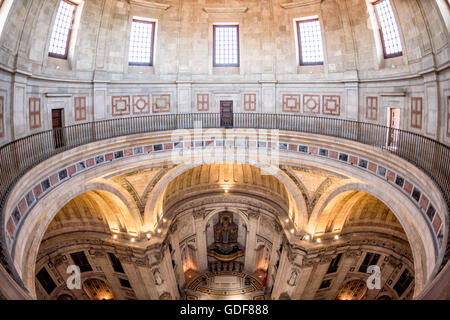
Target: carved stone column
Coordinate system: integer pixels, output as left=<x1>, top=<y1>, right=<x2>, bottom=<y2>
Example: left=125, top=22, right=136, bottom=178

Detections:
left=244, top=209, right=259, bottom=273
left=265, top=223, right=283, bottom=293
left=300, top=254, right=337, bottom=299
left=324, top=250, right=361, bottom=300
left=193, top=209, right=208, bottom=273
left=168, top=221, right=186, bottom=288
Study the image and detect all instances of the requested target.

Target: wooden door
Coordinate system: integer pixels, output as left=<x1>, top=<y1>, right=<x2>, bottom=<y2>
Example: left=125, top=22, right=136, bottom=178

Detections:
left=387, top=108, right=400, bottom=148
left=52, top=109, right=65, bottom=148
left=220, top=101, right=233, bottom=128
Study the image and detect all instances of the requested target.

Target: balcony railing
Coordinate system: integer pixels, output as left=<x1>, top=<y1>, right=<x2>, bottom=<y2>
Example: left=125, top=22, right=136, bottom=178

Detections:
left=0, top=113, right=449, bottom=271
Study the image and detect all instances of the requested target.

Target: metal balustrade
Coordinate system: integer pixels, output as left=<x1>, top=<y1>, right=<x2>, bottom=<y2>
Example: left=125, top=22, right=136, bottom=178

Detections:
left=0, top=113, right=449, bottom=274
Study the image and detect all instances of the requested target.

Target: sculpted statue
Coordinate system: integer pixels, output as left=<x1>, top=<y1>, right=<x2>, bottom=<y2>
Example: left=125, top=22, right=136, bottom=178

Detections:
left=153, top=268, right=164, bottom=285
left=287, top=270, right=298, bottom=286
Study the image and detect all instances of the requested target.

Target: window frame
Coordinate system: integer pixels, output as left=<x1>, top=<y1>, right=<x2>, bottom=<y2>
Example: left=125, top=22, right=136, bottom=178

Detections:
left=128, top=18, right=156, bottom=66
left=70, top=251, right=93, bottom=273
left=393, top=268, right=414, bottom=297
left=48, top=0, right=77, bottom=60
left=213, top=24, right=240, bottom=67
left=358, top=252, right=380, bottom=273
left=36, top=267, right=57, bottom=295
left=108, top=252, right=125, bottom=274
left=326, top=253, right=342, bottom=274
left=319, top=279, right=332, bottom=289
left=296, top=18, right=325, bottom=66
left=373, top=0, right=403, bottom=59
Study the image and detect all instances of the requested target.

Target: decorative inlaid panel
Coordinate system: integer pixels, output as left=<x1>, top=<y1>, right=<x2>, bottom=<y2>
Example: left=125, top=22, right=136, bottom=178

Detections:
left=282, top=94, right=300, bottom=113
left=0, top=96, right=4, bottom=137
left=132, top=95, right=150, bottom=115
left=152, top=94, right=171, bottom=113
left=366, top=96, right=378, bottom=121
left=197, top=94, right=209, bottom=112
left=7, top=134, right=443, bottom=253
left=74, top=96, right=87, bottom=121
left=322, top=95, right=340, bottom=116
left=410, top=97, right=422, bottom=129
left=302, top=95, right=320, bottom=114
left=29, top=98, right=41, bottom=129
left=112, top=96, right=130, bottom=116
left=244, top=94, right=256, bottom=111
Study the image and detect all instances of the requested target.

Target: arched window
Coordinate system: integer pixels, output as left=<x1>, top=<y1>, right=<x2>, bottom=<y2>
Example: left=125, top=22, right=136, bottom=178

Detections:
left=0, top=0, right=14, bottom=37
left=128, top=18, right=156, bottom=66
left=296, top=16, right=324, bottom=65
left=373, top=0, right=403, bottom=58
left=48, top=0, right=78, bottom=59
left=213, top=24, right=240, bottom=67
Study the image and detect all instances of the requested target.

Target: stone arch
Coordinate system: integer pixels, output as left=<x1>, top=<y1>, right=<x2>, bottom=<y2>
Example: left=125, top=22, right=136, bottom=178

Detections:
left=16, top=181, right=142, bottom=297
left=143, top=160, right=308, bottom=233
left=307, top=181, right=435, bottom=296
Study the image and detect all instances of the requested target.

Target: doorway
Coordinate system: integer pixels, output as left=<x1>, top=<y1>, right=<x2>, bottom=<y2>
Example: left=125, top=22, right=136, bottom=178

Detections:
left=220, top=101, right=233, bottom=128
left=387, top=108, right=400, bottom=149
left=52, top=108, right=65, bottom=148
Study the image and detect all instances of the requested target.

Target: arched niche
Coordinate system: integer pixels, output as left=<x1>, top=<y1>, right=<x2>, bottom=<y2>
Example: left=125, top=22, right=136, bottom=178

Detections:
left=82, top=278, right=114, bottom=300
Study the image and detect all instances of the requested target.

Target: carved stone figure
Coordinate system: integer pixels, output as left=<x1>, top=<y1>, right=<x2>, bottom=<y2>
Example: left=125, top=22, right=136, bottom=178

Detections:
left=153, top=268, right=164, bottom=285
left=287, top=270, right=298, bottom=286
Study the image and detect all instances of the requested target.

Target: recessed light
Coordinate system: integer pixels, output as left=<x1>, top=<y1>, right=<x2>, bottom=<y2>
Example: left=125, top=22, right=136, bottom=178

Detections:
left=290, top=229, right=295, bottom=234
left=146, top=233, right=151, bottom=239
left=284, top=219, right=289, bottom=223
left=304, top=235, right=310, bottom=240
left=334, top=235, right=339, bottom=240
left=316, top=238, right=321, bottom=243
left=157, top=229, right=161, bottom=233
left=130, top=238, right=135, bottom=243
left=112, top=234, right=118, bottom=240
left=162, top=218, right=167, bottom=223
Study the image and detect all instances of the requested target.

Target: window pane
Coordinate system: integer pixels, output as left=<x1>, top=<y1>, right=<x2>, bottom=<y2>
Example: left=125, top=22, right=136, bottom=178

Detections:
left=108, top=252, right=125, bottom=273
left=214, top=25, right=239, bottom=66
left=393, top=269, right=414, bottom=296
left=48, top=0, right=76, bottom=58
left=129, top=19, right=155, bottom=65
left=375, top=0, right=403, bottom=58
left=298, top=19, right=324, bottom=65
left=36, top=268, right=57, bottom=295
left=70, top=251, right=93, bottom=272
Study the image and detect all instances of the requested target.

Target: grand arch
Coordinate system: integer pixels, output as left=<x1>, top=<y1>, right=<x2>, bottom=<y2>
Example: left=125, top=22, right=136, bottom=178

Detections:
left=1, top=129, right=445, bottom=299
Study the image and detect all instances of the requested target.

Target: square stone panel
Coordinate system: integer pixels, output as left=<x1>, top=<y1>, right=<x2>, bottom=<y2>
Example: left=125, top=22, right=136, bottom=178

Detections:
left=282, top=94, right=301, bottom=113
left=152, top=94, right=171, bottom=113
left=112, top=96, right=131, bottom=116
left=132, top=95, right=150, bottom=115
left=322, top=95, right=341, bottom=116
left=303, top=94, right=320, bottom=114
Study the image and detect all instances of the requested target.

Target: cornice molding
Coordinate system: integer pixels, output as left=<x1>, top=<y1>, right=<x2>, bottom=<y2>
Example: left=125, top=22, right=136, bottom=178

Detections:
left=202, top=7, right=248, bottom=14
left=280, top=0, right=322, bottom=9
left=128, top=0, right=171, bottom=10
